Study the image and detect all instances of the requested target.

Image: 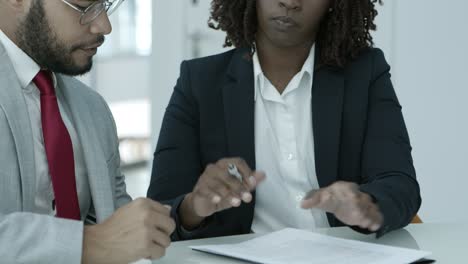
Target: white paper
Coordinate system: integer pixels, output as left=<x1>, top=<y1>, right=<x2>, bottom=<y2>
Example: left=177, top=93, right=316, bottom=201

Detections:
left=191, top=228, right=431, bottom=264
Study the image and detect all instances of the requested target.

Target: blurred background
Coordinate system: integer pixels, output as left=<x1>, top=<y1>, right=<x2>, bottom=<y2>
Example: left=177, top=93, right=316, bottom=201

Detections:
left=82, top=0, right=468, bottom=224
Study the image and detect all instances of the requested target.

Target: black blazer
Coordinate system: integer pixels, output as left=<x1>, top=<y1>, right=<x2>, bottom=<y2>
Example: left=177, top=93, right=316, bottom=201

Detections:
left=147, top=47, right=421, bottom=240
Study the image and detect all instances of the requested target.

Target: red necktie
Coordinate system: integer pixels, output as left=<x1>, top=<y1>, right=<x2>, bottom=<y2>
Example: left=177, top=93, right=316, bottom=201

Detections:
left=33, top=70, right=81, bottom=220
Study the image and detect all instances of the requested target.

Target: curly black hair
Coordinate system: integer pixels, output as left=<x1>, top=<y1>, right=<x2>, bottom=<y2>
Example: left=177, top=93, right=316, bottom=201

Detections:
left=208, top=0, right=383, bottom=67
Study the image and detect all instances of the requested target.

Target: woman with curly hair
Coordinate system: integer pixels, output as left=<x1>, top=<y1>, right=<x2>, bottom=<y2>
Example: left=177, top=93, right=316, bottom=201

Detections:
left=148, top=0, right=421, bottom=241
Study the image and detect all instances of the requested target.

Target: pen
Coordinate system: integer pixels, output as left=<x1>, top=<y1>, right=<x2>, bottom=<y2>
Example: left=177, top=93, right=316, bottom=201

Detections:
left=228, top=163, right=243, bottom=183
left=411, top=258, right=435, bottom=264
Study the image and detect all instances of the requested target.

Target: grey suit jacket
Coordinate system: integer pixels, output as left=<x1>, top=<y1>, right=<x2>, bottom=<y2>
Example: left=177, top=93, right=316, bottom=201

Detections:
left=0, top=43, right=132, bottom=263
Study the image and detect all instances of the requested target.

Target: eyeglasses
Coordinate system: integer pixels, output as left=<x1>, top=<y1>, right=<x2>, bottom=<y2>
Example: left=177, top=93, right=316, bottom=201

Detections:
left=61, top=0, right=126, bottom=25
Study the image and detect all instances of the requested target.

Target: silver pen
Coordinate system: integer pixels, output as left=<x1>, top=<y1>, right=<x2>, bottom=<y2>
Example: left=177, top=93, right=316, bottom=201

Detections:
left=228, top=163, right=243, bottom=183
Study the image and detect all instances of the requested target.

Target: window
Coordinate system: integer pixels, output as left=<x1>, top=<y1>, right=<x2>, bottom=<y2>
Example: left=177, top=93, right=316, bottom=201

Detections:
left=98, top=0, right=152, bottom=57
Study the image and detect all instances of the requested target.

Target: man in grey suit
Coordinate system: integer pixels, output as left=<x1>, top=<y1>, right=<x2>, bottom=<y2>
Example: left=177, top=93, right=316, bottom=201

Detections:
left=0, top=0, right=175, bottom=263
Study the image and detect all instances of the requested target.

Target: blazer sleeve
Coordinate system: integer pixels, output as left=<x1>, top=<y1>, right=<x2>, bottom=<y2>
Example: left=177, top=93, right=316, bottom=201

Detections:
left=147, top=62, right=202, bottom=240
left=147, top=61, right=211, bottom=241
left=0, top=212, right=84, bottom=264
left=359, top=49, right=422, bottom=236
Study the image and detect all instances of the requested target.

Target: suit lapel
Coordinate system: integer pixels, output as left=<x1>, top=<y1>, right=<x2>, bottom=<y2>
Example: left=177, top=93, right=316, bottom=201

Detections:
left=222, top=49, right=257, bottom=228
left=0, top=43, right=36, bottom=211
left=312, top=66, right=344, bottom=188
left=223, top=48, right=256, bottom=169
left=56, top=76, right=115, bottom=222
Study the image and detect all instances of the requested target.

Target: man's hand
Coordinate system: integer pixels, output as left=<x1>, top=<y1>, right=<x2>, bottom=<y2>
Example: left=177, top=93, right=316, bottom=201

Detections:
left=180, top=158, right=266, bottom=230
left=82, top=198, right=176, bottom=264
left=301, top=181, right=383, bottom=232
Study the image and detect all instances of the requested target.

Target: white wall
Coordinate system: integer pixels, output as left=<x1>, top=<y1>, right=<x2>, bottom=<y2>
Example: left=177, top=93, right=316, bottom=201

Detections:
left=94, top=56, right=150, bottom=102
left=151, top=0, right=188, bottom=150
left=150, top=1, right=468, bottom=223
left=384, top=0, right=468, bottom=222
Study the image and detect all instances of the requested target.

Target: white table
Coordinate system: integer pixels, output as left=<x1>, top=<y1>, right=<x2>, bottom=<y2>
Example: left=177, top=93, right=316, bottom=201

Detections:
left=151, top=223, right=467, bottom=263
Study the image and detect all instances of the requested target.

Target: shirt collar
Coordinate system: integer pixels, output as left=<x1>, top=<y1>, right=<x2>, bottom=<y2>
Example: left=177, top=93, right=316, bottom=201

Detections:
left=253, top=44, right=315, bottom=101
left=0, top=29, right=42, bottom=90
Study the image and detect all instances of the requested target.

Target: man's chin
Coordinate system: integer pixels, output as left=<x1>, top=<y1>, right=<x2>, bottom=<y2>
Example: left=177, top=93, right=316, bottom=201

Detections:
left=53, top=61, right=93, bottom=76
left=70, top=62, right=93, bottom=76
left=59, top=50, right=95, bottom=76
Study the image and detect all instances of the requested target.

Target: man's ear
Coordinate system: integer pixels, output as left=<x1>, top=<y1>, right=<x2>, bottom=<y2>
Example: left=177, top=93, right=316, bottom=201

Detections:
left=4, top=0, right=31, bottom=13
left=4, top=0, right=23, bottom=9
left=0, top=0, right=33, bottom=39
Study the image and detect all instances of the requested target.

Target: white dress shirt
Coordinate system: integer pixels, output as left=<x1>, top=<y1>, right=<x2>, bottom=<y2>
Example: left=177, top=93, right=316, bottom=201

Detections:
left=251, top=44, right=330, bottom=233
left=0, top=30, right=91, bottom=219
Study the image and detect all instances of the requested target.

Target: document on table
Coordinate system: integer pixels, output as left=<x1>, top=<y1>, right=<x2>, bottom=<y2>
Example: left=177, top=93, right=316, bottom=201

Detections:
left=191, top=228, right=431, bottom=264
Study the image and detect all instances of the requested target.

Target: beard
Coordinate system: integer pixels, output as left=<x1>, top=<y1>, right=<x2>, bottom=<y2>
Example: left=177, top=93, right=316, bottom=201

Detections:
left=15, top=0, right=104, bottom=76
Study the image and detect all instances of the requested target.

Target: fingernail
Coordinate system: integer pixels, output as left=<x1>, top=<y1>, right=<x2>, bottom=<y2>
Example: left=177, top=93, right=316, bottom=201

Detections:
left=164, top=205, right=172, bottom=211
left=242, top=192, right=252, bottom=202
left=231, top=198, right=241, bottom=207
left=249, top=176, right=257, bottom=187
left=370, top=224, right=380, bottom=231
left=212, top=195, right=221, bottom=204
